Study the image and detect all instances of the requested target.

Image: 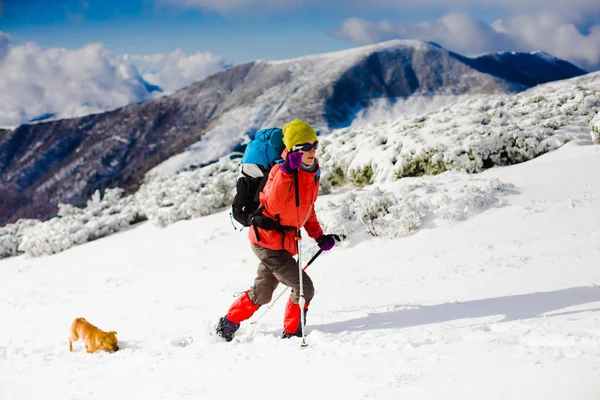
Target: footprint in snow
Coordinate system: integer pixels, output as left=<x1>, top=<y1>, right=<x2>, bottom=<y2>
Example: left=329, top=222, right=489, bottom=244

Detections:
left=170, top=336, right=194, bottom=347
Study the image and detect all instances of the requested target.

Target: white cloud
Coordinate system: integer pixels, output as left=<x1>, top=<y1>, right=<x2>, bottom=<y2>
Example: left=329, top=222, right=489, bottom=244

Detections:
left=496, top=12, right=600, bottom=70
left=335, top=18, right=396, bottom=44
left=333, top=12, right=600, bottom=71
left=362, top=0, right=600, bottom=12
left=0, top=34, right=229, bottom=127
left=126, top=49, right=228, bottom=93
left=0, top=37, right=153, bottom=127
left=334, top=13, right=517, bottom=54
left=428, top=13, right=516, bottom=54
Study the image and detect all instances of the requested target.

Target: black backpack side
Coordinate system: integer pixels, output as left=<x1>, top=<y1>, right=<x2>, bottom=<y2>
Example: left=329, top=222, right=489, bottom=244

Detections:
left=231, top=164, right=271, bottom=227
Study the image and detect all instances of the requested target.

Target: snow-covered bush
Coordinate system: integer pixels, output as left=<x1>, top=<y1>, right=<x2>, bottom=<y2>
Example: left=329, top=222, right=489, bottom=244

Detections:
left=1, top=157, right=239, bottom=259
left=316, top=172, right=510, bottom=240
left=18, top=188, right=144, bottom=257
left=0, top=219, right=39, bottom=259
left=135, top=156, right=239, bottom=227
left=319, top=76, right=600, bottom=187
left=591, top=112, right=600, bottom=145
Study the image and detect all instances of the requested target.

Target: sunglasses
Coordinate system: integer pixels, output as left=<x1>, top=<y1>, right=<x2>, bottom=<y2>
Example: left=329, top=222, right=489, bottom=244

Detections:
left=291, top=141, right=319, bottom=152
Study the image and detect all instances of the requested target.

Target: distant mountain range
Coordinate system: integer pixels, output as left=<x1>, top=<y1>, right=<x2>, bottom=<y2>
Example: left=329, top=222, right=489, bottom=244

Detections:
left=459, top=49, right=586, bottom=87
left=0, top=40, right=588, bottom=226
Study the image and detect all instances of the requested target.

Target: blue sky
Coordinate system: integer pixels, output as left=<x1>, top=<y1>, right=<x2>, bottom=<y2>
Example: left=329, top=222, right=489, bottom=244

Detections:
left=4, top=0, right=597, bottom=65
left=1, top=0, right=600, bottom=128
left=5, top=0, right=353, bottom=62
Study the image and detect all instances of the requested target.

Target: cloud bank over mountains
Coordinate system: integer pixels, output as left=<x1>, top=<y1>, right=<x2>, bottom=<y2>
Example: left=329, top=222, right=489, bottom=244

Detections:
left=126, top=49, right=228, bottom=95
left=0, top=32, right=228, bottom=127
left=333, top=11, right=600, bottom=71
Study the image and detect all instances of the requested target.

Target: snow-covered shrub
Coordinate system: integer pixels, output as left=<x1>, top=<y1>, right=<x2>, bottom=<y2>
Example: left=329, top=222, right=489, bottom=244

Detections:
left=319, top=75, right=600, bottom=187
left=317, top=172, right=510, bottom=240
left=591, top=112, right=600, bottom=145
left=3, top=157, right=239, bottom=258
left=356, top=187, right=425, bottom=237
left=136, top=156, right=239, bottom=227
left=0, top=219, right=39, bottom=259
left=396, top=148, right=448, bottom=178
left=18, top=188, right=143, bottom=257
left=349, top=164, right=374, bottom=186
left=327, top=163, right=347, bottom=188
left=318, top=171, right=333, bottom=195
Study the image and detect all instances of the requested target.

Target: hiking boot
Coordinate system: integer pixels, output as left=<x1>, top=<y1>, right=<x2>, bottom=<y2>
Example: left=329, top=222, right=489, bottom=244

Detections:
left=281, top=330, right=302, bottom=339
left=215, top=316, right=240, bottom=342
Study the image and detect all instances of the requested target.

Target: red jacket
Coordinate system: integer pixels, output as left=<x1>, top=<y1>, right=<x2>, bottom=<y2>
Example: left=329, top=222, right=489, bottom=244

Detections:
left=249, top=157, right=323, bottom=256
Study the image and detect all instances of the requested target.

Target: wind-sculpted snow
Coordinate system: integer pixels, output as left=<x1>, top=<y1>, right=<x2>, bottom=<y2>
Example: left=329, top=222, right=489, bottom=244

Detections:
left=319, top=72, right=600, bottom=187
left=317, top=174, right=510, bottom=242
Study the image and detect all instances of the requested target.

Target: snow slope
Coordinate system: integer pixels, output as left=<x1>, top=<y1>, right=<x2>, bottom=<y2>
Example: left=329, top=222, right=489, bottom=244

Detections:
left=1, top=141, right=599, bottom=400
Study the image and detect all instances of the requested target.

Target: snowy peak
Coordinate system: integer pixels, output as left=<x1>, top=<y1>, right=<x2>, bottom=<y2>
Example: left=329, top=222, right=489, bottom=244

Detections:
left=269, top=39, right=434, bottom=65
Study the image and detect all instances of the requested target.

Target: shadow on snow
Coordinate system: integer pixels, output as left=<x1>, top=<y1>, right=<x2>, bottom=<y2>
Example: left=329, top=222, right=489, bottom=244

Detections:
left=311, top=286, right=600, bottom=334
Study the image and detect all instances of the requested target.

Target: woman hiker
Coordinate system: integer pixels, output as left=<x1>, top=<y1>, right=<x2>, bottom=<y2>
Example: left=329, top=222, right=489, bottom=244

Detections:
left=216, top=119, right=337, bottom=341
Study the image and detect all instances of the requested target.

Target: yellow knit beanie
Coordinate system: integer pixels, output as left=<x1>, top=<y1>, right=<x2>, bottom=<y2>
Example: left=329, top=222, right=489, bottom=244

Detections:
left=282, top=120, right=318, bottom=151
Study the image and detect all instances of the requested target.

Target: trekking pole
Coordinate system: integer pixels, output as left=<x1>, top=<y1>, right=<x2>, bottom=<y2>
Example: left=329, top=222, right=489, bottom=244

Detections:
left=297, top=230, right=307, bottom=347
left=293, top=171, right=309, bottom=347
left=250, top=250, right=323, bottom=325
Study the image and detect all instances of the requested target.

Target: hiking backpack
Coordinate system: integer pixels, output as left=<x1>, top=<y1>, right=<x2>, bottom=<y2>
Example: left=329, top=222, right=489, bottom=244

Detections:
left=231, top=128, right=286, bottom=227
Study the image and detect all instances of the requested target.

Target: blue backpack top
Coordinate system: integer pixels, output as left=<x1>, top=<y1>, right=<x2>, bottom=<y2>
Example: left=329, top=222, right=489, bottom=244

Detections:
left=241, top=128, right=285, bottom=169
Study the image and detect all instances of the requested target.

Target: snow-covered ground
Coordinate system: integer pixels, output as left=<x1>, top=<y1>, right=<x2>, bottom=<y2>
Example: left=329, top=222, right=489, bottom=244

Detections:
left=1, top=141, right=599, bottom=400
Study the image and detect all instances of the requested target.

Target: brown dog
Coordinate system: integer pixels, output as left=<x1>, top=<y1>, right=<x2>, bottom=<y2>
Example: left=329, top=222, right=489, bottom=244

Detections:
left=69, top=317, right=119, bottom=353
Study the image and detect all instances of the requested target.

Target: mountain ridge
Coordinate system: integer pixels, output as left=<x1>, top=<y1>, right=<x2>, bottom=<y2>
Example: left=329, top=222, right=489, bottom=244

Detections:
left=0, top=40, right=588, bottom=226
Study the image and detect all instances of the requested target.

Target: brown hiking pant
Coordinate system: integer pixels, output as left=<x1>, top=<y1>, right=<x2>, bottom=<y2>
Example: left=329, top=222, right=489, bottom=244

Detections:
left=248, top=244, right=314, bottom=306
